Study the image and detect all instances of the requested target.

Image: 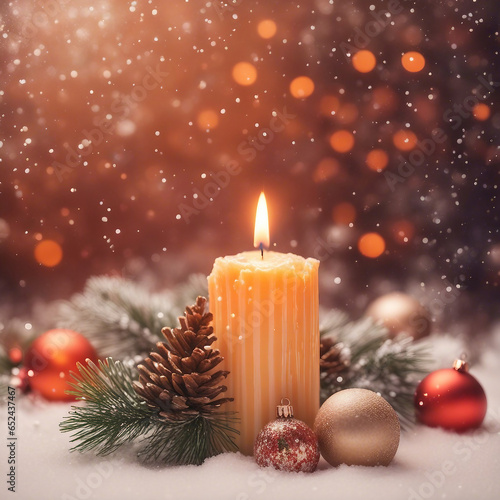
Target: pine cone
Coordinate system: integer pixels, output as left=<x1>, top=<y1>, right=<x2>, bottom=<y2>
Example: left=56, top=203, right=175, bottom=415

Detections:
left=320, top=337, right=350, bottom=377
left=133, top=296, right=233, bottom=421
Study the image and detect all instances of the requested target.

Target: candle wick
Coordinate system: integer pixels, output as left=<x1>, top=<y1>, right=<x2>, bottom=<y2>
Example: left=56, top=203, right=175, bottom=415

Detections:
left=259, top=242, right=264, bottom=259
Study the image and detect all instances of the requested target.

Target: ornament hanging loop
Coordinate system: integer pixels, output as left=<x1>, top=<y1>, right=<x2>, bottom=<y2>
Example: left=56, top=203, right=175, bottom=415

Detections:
left=277, top=398, right=294, bottom=418
left=453, top=359, right=469, bottom=372
left=453, top=354, right=469, bottom=373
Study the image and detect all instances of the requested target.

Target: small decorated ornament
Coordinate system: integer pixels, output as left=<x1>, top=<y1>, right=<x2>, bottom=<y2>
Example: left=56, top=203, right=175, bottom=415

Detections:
left=314, top=388, right=400, bottom=467
left=254, top=398, right=320, bottom=473
left=24, top=329, right=98, bottom=401
left=366, top=292, right=431, bottom=340
left=414, top=357, right=487, bottom=432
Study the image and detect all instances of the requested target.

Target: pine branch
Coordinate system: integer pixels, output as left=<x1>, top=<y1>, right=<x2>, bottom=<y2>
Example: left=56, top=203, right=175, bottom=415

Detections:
left=172, top=274, right=209, bottom=310
left=56, top=275, right=208, bottom=361
left=320, top=312, right=430, bottom=429
left=140, top=413, right=239, bottom=465
left=60, top=358, right=154, bottom=455
left=56, top=277, right=178, bottom=360
left=60, top=357, right=239, bottom=465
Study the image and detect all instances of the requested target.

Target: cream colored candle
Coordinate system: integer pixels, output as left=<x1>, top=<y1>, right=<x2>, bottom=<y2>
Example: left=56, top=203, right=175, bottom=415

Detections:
left=207, top=195, right=319, bottom=456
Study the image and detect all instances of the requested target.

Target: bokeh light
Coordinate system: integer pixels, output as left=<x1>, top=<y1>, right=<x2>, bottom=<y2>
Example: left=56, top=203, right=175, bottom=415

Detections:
left=290, top=76, right=315, bottom=99
left=0, top=0, right=498, bottom=331
left=473, top=103, right=490, bottom=121
left=393, top=129, right=418, bottom=151
left=352, top=50, right=376, bottom=73
left=358, top=233, right=386, bottom=258
left=401, top=52, right=426, bottom=72
left=366, top=149, right=389, bottom=171
left=329, top=130, right=355, bottom=153
left=232, top=62, right=257, bottom=86
left=197, top=109, right=219, bottom=130
left=9, top=347, right=23, bottom=364
left=34, top=240, right=63, bottom=267
left=313, top=158, right=340, bottom=183
left=257, top=19, right=277, bottom=39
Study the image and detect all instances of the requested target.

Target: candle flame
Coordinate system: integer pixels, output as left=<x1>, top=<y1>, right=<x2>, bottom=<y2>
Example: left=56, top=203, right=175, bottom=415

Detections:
left=254, top=192, right=270, bottom=249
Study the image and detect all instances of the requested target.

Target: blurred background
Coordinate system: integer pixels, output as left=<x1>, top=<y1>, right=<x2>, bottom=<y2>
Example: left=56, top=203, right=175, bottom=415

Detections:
left=0, top=0, right=499, bottom=333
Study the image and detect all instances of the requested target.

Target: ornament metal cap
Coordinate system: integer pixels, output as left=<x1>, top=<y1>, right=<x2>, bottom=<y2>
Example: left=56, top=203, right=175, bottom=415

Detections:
left=276, top=398, right=293, bottom=418
left=453, top=354, right=469, bottom=373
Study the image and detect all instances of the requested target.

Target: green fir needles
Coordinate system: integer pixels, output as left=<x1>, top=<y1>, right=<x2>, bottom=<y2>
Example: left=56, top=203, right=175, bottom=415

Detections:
left=320, top=310, right=430, bottom=429
left=60, top=297, right=238, bottom=465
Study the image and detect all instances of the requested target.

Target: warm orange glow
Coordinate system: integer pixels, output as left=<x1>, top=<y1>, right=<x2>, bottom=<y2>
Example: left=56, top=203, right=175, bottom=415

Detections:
left=391, top=220, right=415, bottom=244
left=257, top=19, right=277, bottom=39
left=358, top=232, right=386, bottom=258
left=232, top=62, right=257, bottom=86
left=403, top=26, right=424, bottom=46
left=329, top=130, right=355, bottom=153
left=352, top=50, right=376, bottom=73
left=197, top=109, right=219, bottom=130
left=319, top=95, right=340, bottom=116
left=290, top=76, right=315, bottom=99
left=254, top=192, right=270, bottom=249
left=313, top=158, right=340, bottom=182
left=9, top=347, right=23, bottom=364
left=337, top=103, right=359, bottom=124
left=393, top=129, right=417, bottom=151
left=473, top=103, right=490, bottom=121
left=34, top=240, right=63, bottom=267
left=332, top=202, right=356, bottom=225
left=370, top=87, right=397, bottom=114
left=401, top=51, right=425, bottom=72
left=366, top=149, right=389, bottom=171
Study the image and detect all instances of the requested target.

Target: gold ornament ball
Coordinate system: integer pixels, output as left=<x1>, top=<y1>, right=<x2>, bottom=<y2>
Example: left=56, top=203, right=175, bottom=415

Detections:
left=366, top=292, right=431, bottom=339
left=314, top=389, right=400, bottom=467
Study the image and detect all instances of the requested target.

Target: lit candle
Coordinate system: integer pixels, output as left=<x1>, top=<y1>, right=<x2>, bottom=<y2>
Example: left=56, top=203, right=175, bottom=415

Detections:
left=208, top=193, right=320, bottom=455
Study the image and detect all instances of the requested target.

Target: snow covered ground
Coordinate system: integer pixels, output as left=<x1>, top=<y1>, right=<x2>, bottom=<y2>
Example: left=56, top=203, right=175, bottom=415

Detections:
left=2, top=331, right=500, bottom=500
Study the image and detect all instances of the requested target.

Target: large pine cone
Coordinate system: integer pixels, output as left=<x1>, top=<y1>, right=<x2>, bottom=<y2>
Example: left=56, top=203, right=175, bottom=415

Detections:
left=133, top=296, right=233, bottom=420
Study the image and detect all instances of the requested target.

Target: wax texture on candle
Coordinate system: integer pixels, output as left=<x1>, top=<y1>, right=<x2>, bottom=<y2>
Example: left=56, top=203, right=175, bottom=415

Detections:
left=208, top=251, right=320, bottom=456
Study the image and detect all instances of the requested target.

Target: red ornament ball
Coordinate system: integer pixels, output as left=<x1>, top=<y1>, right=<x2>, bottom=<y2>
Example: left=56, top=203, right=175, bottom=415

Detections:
left=254, top=401, right=319, bottom=473
left=24, top=329, right=98, bottom=401
left=415, top=360, right=487, bottom=432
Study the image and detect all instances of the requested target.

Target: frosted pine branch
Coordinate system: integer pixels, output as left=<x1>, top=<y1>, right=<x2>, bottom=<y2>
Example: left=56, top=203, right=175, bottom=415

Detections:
left=56, top=276, right=176, bottom=360
left=320, top=311, right=431, bottom=428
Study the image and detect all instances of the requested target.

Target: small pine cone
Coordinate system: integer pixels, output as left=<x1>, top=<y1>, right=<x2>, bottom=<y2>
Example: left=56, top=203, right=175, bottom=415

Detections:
left=320, top=337, right=350, bottom=377
left=133, top=296, right=233, bottom=420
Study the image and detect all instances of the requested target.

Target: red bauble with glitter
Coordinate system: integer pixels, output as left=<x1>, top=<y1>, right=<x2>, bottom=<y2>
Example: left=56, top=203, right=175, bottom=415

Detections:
left=24, top=329, right=98, bottom=401
left=254, top=399, right=319, bottom=473
left=414, top=358, right=487, bottom=432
